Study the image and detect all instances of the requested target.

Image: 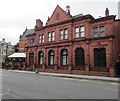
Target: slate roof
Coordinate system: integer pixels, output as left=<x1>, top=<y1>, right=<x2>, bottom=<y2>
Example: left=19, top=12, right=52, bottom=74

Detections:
left=20, top=29, right=35, bottom=41
left=0, top=40, right=12, bottom=46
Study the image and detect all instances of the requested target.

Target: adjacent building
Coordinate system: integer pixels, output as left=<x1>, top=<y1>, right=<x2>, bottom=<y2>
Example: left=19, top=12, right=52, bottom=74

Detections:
left=7, top=28, right=35, bottom=70
left=0, top=38, right=14, bottom=67
left=19, top=28, right=35, bottom=52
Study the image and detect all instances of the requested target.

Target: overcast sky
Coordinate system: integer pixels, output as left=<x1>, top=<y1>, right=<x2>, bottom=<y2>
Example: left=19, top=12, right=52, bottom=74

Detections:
left=0, top=0, right=119, bottom=45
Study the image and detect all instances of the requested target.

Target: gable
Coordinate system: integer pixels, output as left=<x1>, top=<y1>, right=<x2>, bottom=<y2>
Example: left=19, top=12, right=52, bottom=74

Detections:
left=46, top=5, right=72, bottom=25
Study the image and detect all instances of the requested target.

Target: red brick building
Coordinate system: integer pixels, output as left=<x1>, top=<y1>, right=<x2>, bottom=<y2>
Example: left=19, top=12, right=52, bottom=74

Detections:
left=19, top=28, right=35, bottom=52
left=26, top=5, right=120, bottom=77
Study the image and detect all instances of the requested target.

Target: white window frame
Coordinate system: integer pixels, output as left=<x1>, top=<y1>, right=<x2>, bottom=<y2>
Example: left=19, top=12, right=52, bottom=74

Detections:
left=39, top=34, right=44, bottom=43
left=100, top=26, right=105, bottom=37
left=80, top=26, right=84, bottom=37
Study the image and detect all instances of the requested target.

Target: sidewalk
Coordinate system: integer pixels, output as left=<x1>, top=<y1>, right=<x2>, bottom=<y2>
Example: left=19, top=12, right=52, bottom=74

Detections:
left=3, top=69, right=120, bottom=83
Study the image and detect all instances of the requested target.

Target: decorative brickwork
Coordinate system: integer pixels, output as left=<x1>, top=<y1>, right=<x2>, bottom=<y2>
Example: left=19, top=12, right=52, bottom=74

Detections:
left=25, top=5, right=120, bottom=77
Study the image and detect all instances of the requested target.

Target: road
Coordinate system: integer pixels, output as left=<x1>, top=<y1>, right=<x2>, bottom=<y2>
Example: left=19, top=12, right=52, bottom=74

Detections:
left=1, top=70, right=119, bottom=99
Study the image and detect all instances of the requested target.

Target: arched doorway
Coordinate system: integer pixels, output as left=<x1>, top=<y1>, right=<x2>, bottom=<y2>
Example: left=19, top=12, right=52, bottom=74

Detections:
left=75, top=48, right=85, bottom=67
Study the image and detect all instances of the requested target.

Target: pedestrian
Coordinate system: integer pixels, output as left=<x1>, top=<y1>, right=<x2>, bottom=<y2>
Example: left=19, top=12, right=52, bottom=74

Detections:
left=116, top=60, right=120, bottom=77
left=5, top=63, right=9, bottom=71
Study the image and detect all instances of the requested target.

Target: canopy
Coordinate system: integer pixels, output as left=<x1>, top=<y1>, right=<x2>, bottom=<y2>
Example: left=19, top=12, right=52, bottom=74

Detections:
left=8, top=52, right=26, bottom=58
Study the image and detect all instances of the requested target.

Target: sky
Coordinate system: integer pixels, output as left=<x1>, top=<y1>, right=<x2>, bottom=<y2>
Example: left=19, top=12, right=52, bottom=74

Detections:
left=0, top=0, right=119, bottom=45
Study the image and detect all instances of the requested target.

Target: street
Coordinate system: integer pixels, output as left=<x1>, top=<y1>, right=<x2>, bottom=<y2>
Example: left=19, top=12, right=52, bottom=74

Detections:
left=1, top=70, right=119, bottom=99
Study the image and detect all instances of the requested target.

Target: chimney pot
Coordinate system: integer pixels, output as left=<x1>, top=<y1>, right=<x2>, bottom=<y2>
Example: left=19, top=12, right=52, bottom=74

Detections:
left=105, top=8, right=109, bottom=16
left=66, top=5, right=70, bottom=14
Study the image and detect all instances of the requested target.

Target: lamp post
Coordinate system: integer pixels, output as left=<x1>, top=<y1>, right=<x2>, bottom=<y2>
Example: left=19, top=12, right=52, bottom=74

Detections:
left=5, top=45, right=8, bottom=62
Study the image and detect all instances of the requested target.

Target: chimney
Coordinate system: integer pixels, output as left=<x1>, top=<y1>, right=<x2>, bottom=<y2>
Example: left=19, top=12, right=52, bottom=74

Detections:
left=105, top=8, right=109, bottom=16
left=36, top=19, right=43, bottom=28
left=2, top=38, right=5, bottom=42
left=66, top=5, right=70, bottom=14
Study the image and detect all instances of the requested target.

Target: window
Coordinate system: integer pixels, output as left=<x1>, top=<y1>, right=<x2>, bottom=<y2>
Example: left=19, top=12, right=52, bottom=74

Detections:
left=74, top=26, right=85, bottom=38
left=93, top=26, right=105, bottom=37
left=75, top=48, right=85, bottom=66
left=29, top=53, right=34, bottom=65
left=52, top=32, right=55, bottom=41
left=38, top=51, right=44, bottom=65
left=100, top=26, right=105, bottom=37
left=42, top=35, right=44, bottom=43
left=75, top=27, right=79, bottom=38
left=60, top=30, right=64, bottom=40
left=80, top=26, right=84, bottom=37
left=94, top=48, right=106, bottom=67
left=39, top=34, right=44, bottom=43
left=64, top=29, right=68, bottom=39
left=48, top=50, right=55, bottom=66
left=60, top=29, right=68, bottom=40
left=93, top=27, right=98, bottom=37
left=48, top=32, right=51, bottom=41
left=61, top=49, right=68, bottom=66
left=30, top=39, right=34, bottom=46
left=48, top=32, right=55, bottom=41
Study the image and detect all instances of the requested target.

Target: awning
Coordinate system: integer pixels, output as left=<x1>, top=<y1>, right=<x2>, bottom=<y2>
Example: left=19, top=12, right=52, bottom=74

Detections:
left=8, top=52, right=26, bottom=58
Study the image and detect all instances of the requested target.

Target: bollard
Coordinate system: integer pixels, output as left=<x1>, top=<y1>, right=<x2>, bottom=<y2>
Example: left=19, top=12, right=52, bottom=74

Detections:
left=35, top=68, right=39, bottom=73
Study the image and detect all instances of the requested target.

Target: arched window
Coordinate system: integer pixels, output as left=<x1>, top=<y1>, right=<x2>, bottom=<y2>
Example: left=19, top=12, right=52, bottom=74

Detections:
left=75, top=48, right=85, bottom=66
left=61, top=49, right=68, bottom=66
left=48, top=50, right=55, bottom=66
left=94, top=48, right=106, bottom=67
left=38, top=51, right=44, bottom=65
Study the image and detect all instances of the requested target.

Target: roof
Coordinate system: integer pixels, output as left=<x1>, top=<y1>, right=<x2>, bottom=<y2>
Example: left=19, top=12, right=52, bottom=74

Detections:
left=72, top=13, right=84, bottom=18
left=0, top=39, right=12, bottom=46
left=20, top=29, right=35, bottom=41
left=8, top=52, right=26, bottom=58
left=90, top=15, right=116, bottom=23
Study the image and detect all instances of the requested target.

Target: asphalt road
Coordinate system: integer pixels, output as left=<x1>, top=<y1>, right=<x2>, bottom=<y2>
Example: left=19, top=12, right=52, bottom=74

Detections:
left=1, top=70, right=119, bottom=99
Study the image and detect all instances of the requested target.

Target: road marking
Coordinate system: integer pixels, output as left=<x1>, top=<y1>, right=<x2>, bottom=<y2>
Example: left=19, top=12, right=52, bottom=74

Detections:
left=110, top=82, right=120, bottom=85
left=48, top=76, right=120, bottom=85
left=60, top=78, right=75, bottom=80
left=78, top=79, right=90, bottom=82
left=50, top=77, right=60, bottom=79
left=2, top=89, right=23, bottom=99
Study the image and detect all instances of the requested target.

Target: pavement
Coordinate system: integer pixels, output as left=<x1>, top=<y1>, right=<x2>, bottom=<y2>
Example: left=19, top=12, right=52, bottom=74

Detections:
left=1, top=69, right=120, bottom=83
